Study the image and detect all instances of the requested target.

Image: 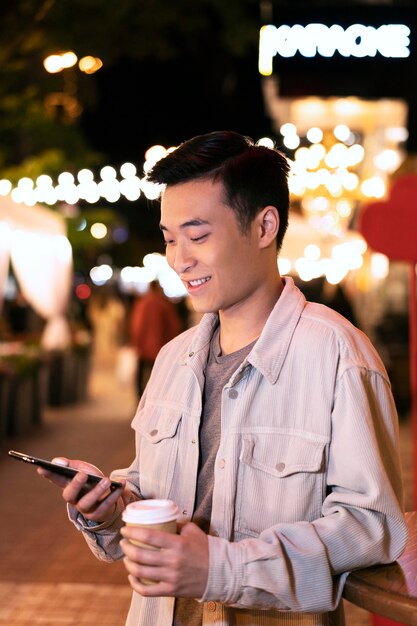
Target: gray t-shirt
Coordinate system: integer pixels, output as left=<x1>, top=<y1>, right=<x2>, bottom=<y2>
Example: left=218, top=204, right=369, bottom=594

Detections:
left=174, top=326, right=255, bottom=626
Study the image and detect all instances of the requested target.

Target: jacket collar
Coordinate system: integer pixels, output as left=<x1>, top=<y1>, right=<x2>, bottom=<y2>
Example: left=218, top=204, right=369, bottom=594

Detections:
left=248, top=277, right=306, bottom=384
left=182, top=277, right=306, bottom=384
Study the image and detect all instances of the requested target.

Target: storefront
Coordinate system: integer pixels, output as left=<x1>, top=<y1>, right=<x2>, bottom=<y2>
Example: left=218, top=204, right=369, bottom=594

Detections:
left=258, top=4, right=416, bottom=417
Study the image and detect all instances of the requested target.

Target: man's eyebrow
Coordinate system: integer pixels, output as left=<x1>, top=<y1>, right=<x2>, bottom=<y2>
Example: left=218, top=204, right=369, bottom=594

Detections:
left=159, top=219, right=210, bottom=231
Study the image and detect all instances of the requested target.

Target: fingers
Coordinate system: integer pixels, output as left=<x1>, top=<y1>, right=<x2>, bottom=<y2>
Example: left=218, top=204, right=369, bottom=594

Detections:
left=39, top=461, right=126, bottom=522
left=52, top=458, right=104, bottom=476
left=127, top=574, right=159, bottom=595
left=64, top=459, right=104, bottom=475
left=36, top=455, right=128, bottom=525
left=36, top=457, right=101, bottom=490
left=121, top=525, right=178, bottom=550
left=51, top=456, right=70, bottom=466
left=74, top=479, right=125, bottom=521
left=120, top=538, right=180, bottom=594
left=64, top=474, right=126, bottom=522
left=63, top=471, right=102, bottom=505
left=37, top=467, right=70, bottom=489
left=119, top=522, right=209, bottom=598
left=37, top=456, right=70, bottom=485
left=120, top=528, right=179, bottom=570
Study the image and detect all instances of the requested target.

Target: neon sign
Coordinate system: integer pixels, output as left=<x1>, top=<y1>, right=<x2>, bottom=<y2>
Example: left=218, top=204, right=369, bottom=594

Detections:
left=259, top=23, right=411, bottom=75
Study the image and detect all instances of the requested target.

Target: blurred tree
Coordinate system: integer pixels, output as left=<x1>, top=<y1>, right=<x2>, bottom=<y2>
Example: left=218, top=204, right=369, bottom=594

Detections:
left=0, top=1, right=102, bottom=179
left=0, top=0, right=270, bottom=272
left=0, top=0, right=260, bottom=181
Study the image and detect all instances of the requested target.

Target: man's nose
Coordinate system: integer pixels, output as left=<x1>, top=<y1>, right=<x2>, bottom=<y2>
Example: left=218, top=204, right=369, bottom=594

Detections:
left=172, top=244, right=194, bottom=274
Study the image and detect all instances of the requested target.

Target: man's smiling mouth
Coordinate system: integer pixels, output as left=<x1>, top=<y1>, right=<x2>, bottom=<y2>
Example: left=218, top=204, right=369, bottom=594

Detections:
left=188, top=277, right=211, bottom=287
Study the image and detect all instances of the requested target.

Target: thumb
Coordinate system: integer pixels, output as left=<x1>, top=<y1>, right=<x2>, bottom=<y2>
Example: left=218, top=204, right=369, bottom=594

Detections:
left=51, top=457, right=70, bottom=466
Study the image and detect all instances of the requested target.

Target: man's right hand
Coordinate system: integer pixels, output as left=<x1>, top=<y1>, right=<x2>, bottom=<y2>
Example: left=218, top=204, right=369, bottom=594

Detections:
left=37, top=457, right=127, bottom=523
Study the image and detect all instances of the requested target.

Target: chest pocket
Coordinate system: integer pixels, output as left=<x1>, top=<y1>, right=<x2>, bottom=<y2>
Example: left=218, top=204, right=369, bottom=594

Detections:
left=235, top=432, right=328, bottom=537
left=132, top=406, right=182, bottom=499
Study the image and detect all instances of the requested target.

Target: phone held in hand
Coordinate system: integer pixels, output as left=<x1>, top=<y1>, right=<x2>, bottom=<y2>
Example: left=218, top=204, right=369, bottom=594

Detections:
left=8, top=450, right=123, bottom=496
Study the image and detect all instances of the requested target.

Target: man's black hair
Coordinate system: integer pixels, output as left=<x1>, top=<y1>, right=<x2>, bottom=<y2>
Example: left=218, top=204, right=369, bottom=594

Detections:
left=147, top=130, right=290, bottom=250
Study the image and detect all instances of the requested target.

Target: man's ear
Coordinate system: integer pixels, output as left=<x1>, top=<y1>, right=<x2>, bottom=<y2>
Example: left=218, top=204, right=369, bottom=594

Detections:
left=257, top=206, right=279, bottom=248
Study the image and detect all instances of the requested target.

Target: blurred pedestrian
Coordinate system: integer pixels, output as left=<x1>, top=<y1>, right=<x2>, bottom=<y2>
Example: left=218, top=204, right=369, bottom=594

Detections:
left=87, top=286, right=126, bottom=368
left=129, top=280, right=182, bottom=396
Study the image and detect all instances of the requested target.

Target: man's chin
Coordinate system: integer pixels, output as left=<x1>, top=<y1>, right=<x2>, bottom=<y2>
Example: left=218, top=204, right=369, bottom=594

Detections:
left=191, top=301, right=217, bottom=315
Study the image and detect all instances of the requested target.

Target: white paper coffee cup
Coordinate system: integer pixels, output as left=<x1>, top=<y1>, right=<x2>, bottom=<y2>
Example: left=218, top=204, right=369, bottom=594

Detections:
left=122, top=499, right=179, bottom=584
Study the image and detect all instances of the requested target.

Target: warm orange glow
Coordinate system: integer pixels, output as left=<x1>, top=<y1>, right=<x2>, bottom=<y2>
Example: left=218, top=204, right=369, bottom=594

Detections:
left=79, top=56, right=103, bottom=74
left=43, top=51, right=77, bottom=73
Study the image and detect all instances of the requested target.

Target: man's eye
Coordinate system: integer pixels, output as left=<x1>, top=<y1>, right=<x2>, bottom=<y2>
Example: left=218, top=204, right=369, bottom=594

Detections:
left=191, top=234, right=208, bottom=242
left=164, top=239, right=175, bottom=246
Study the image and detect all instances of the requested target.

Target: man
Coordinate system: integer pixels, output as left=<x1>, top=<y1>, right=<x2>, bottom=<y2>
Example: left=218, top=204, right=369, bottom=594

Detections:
left=39, top=130, right=408, bottom=626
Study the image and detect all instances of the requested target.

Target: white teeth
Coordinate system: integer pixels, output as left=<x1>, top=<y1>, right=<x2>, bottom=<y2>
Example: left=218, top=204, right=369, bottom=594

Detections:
left=189, top=277, right=210, bottom=287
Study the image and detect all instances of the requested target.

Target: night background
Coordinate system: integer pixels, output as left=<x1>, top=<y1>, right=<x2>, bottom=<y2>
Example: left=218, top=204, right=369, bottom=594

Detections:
left=0, top=0, right=416, bottom=267
left=1, top=4, right=417, bottom=622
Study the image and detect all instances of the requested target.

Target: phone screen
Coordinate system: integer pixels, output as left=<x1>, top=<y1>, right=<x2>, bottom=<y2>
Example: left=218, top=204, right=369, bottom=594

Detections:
left=8, top=450, right=123, bottom=495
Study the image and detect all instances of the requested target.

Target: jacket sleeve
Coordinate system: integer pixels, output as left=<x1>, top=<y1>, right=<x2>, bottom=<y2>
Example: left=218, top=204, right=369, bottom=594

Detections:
left=67, top=393, right=148, bottom=562
left=67, top=465, right=140, bottom=563
left=201, top=365, right=408, bottom=613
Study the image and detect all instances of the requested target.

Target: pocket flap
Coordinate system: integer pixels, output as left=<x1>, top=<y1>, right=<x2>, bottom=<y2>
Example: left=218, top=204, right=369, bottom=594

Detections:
left=132, top=405, right=182, bottom=443
left=240, top=432, right=327, bottom=477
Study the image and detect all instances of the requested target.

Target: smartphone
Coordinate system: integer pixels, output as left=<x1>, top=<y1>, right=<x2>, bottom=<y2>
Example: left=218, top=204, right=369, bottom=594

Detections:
left=8, top=450, right=123, bottom=496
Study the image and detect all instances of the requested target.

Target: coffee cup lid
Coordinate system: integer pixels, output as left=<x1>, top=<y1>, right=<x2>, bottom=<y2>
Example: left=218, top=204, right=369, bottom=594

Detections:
left=122, top=499, right=179, bottom=524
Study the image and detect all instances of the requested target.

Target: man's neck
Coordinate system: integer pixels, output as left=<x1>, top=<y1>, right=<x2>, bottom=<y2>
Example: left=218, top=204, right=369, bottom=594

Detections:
left=218, top=279, right=284, bottom=355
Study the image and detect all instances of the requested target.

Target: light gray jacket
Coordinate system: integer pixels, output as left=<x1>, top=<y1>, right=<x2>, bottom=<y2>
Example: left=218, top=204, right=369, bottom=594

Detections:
left=71, top=277, right=408, bottom=626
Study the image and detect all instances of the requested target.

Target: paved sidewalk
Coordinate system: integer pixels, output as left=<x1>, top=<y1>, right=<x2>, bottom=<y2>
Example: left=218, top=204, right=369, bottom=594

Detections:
left=0, top=359, right=412, bottom=625
left=0, top=362, right=137, bottom=625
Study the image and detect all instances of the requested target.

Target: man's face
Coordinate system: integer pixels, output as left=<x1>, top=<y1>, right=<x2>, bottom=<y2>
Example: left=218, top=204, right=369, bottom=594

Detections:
left=160, top=178, right=268, bottom=316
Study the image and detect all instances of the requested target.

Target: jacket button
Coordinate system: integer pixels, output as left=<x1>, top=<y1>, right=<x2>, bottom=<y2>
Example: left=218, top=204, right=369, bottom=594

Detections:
left=188, top=351, right=194, bottom=357
left=228, top=389, right=238, bottom=399
left=276, top=462, right=285, bottom=472
left=207, top=601, right=217, bottom=611
left=150, top=429, right=158, bottom=436
left=219, top=459, right=225, bottom=469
